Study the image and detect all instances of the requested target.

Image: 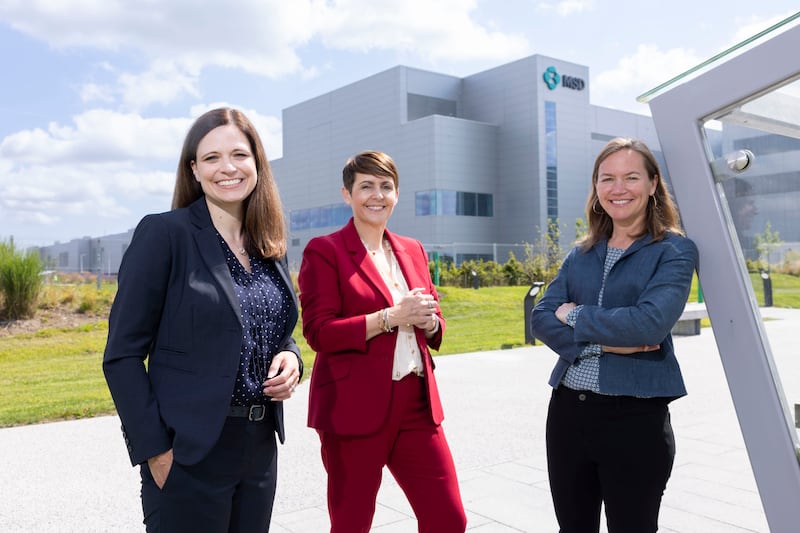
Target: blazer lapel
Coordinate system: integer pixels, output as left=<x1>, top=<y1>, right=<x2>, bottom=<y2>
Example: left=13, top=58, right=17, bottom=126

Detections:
left=342, top=219, right=394, bottom=306
left=189, top=198, right=243, bottom=327
left=386, top=230, right=422, bottom=289
left=273, top=256, right=299, bottom=329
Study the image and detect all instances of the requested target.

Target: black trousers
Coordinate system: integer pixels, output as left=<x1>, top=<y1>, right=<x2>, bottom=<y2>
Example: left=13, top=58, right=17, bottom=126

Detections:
left=140, top=416, right=278, bottom=533
left=546, top=387, right=675, bottom=533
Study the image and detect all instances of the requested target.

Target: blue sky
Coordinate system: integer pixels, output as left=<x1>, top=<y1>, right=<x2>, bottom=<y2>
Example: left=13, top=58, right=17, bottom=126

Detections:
left=1, top=0, right=798, bottom=249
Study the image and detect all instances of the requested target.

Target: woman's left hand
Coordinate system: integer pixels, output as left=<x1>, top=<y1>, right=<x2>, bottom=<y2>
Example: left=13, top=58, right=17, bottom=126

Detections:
left=262, top=350, right=302, bottom=401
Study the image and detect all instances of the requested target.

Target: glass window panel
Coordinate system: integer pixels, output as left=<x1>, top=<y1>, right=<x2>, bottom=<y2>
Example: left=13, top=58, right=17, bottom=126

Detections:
left=440, top=190, right=457, bottom=215
left=705, top=76, right=800, bottom=445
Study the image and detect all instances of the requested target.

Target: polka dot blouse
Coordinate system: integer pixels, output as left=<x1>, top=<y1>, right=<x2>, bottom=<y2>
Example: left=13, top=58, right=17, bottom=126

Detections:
left=218, top=235, right=292, bottom=407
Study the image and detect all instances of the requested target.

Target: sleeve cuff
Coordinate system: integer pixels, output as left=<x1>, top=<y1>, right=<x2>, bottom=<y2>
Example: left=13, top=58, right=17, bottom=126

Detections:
left=565, top=305, right=583, bottom=328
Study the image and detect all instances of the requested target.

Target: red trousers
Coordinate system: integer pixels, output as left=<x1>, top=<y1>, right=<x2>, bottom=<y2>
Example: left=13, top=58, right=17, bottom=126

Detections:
left=318, top=373, right=466, bottom=533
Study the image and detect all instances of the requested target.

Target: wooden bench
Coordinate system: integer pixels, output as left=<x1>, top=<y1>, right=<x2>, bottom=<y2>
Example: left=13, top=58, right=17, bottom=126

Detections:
left=672, top=302, right=708, bottom=336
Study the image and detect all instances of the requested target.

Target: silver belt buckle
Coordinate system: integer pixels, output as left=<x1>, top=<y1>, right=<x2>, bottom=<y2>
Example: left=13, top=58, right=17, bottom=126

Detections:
left=248, top=405, right=266, bottom=421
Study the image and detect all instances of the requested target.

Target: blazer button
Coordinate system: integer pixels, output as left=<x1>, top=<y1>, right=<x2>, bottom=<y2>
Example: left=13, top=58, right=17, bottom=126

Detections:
left=578, top=393, right=587, bottom=401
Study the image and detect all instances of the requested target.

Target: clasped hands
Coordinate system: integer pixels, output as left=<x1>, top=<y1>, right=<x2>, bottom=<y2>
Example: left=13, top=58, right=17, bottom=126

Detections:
left=555, top=302, right=660, bottom=355
left=394, top=287, right=439, bottom=332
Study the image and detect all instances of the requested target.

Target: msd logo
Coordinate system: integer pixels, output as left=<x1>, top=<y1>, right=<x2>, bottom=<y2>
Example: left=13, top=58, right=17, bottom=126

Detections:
left=542, top=66, right=585, bottom=91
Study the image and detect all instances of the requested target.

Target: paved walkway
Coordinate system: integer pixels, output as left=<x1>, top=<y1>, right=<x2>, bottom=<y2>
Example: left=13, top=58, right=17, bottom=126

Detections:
left=2, top=308, right=797, bottom=532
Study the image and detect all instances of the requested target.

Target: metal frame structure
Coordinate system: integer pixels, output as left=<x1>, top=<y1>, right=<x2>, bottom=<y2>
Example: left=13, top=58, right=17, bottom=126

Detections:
left=646, top=23, right=800, bottom=531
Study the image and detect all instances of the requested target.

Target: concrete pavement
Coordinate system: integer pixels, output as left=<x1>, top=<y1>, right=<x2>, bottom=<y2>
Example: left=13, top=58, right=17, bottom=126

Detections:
left=3, top=308, right=796, bottom=532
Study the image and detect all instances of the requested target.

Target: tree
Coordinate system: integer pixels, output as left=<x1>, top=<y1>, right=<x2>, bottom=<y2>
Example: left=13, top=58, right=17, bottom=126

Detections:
left=753, top=221, right=781, bottom=272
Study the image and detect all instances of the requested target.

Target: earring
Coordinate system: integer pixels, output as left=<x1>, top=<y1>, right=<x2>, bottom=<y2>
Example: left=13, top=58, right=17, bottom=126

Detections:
left=650, top=195, right=658, bottom=209
left=592, top=198, right=603, bottom=214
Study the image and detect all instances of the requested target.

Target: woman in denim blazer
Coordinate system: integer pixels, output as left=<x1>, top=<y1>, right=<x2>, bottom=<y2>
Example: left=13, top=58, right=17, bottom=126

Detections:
left=531, top=138, right=698, bottom=533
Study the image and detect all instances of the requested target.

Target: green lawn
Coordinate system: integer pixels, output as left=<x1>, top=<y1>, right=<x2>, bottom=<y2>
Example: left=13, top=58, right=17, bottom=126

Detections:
left=2, top=275, right=798, bottom=427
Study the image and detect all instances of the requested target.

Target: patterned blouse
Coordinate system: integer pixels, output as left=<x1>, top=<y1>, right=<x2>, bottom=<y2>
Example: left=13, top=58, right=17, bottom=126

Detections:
left=561, top=246, right=625, bottom=393
left=218, top=234, right=293, bottom=407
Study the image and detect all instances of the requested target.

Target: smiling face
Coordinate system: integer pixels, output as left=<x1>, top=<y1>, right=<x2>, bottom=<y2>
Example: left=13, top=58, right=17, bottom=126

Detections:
left=190, top=124, right=257, bottom=211
left=595, top=148, right=658, bottom=233
left=342, top=172, right=398, bottom=230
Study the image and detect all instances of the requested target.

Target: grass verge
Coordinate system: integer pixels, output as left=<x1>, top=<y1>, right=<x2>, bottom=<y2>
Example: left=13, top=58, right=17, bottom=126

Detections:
left=3, top=275, right=799, bottom=428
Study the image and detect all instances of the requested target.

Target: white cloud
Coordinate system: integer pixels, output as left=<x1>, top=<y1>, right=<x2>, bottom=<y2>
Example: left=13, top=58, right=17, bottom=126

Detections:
left=537, top=0, right=595, bottom=16
left=0, top=0, right=317, bottom=109
left=731, top=11, right=799, bottom=44
left=317, top=0, right=529, bottom=63
left=0, top=105, right=285, bottom=236
left=117, top=61, right=201, bottom=111
left=0, top=0, right=532, bottom=109
left=79, top=83, right=115, bottom=104
left=592, top=44, right=702, bottom=113
left=0, top=110, right=190, bottom=164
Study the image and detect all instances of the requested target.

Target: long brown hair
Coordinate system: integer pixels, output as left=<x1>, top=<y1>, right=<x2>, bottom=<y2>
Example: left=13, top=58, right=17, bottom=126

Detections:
left=580, top=137, right=683, bottom=251
left=172, top=107, right=287, bottom=258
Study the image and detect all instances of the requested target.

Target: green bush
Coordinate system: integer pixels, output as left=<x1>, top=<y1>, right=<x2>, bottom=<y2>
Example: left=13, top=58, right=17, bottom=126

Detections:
left=0, top=239, right=43, bottom=320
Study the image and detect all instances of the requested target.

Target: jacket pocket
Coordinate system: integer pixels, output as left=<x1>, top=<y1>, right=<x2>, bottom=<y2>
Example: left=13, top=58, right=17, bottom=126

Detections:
left=312, top=356, right=352, bottom=387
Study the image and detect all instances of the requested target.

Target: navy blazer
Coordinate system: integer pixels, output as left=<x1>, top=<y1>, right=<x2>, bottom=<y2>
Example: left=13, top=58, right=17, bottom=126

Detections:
left=531, top=232, right=698, bottom=398
left=103, top=197, right=301, bottom=466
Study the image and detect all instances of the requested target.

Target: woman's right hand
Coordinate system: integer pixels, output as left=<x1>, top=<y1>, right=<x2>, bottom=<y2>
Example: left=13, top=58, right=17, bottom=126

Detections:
left=555, top=302, right=577, bottom=324
left=147, top=448, right=174, bottom=489
left=392, top=288, right=438, bottom=330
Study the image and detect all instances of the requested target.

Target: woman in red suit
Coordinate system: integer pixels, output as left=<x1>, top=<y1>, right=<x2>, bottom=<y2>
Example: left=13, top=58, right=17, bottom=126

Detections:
left=298, top=150, right=466, bottom=533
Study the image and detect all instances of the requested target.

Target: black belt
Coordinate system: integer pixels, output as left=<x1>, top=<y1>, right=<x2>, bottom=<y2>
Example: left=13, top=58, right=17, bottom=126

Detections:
left=228, top=404, right=270, bottom=422
left=555, top=386, right=670, bottom=405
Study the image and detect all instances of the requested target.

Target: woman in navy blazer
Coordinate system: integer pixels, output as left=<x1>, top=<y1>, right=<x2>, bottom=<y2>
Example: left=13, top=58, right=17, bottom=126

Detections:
left=103, top=108, right=303, bottom=532
left=531, top=138, right=698, bottom=533
left=298, top=151, right=466, bottom=532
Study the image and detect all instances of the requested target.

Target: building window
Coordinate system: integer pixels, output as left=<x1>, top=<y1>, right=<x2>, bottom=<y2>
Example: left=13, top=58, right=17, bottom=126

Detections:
left=545, top=101, right=558, bottom=222
left=290, top=204, right=352, bottom=231
left=58, top=252, right=69, bottom=267
left=407, top=93, right=457, bottom=121
left=415, top=190, right=493, bottom=217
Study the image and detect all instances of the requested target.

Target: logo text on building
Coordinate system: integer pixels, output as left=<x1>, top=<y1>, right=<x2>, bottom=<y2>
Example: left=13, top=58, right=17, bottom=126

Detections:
left=542, top=66, right=585, bottom=91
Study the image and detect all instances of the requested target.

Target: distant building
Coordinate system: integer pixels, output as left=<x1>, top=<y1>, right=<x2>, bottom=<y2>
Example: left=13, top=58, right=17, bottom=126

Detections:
left=36, top=54, right=669, bottom=272
left=36, top=230, right=132, bottom=276
left=271, top=54, right=662, bottom=268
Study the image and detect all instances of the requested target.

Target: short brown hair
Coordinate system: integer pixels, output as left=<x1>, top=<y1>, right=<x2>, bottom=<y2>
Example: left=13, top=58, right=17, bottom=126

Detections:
left=342, top=150, right=399, bottom=192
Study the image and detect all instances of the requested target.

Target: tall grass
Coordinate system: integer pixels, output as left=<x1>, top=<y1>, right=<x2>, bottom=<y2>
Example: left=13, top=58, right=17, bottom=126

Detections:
left=0, top=239, right=43, bottom=319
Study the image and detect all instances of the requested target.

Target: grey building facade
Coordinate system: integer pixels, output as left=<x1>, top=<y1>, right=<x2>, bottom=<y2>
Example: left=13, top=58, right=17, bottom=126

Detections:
left=271, top=55, right=661, bottom=267
left=34, top=54, right=670, bottom=273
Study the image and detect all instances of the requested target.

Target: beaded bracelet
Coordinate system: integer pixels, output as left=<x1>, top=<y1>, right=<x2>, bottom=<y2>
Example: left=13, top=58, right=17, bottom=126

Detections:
left=377, top=310, right=385, bottom=332
left=381, top=308, right=395, bottom=333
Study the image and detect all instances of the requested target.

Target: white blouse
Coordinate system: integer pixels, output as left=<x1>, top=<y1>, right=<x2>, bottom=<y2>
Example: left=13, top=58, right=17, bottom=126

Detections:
left=368, top=243, right=424, bottom=380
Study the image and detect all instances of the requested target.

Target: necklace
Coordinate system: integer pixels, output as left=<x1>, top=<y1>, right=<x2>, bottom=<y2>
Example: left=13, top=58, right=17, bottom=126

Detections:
left=361, top=238, right=388, bottom=256
left=218, top=231, right=248, bottom=257
left=363, top=239, right=400, bottom=289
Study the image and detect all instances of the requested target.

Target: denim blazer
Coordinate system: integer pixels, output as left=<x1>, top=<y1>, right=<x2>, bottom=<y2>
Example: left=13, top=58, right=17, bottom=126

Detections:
left=531, top=232, right=698, bottom=398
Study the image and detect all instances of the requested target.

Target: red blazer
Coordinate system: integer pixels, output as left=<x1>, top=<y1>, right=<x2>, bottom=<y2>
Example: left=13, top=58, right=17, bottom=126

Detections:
left=298, top=218, right=445, bottom=436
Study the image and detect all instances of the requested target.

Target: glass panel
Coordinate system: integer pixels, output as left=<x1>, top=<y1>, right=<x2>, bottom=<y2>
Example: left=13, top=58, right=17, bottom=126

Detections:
left=639, top=12, right=800, bottom=104
left=703, top=75, right=800, bottom=448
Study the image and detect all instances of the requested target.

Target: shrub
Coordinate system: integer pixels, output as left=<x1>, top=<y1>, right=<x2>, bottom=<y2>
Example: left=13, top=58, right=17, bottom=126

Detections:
left=0, top=239, right=43, bottom=319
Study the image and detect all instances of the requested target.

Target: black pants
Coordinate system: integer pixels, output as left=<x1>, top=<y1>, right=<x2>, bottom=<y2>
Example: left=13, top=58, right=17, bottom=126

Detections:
left=140, top=416, right=278, bottom=533
left=546, top=387, right=675, bottom=533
